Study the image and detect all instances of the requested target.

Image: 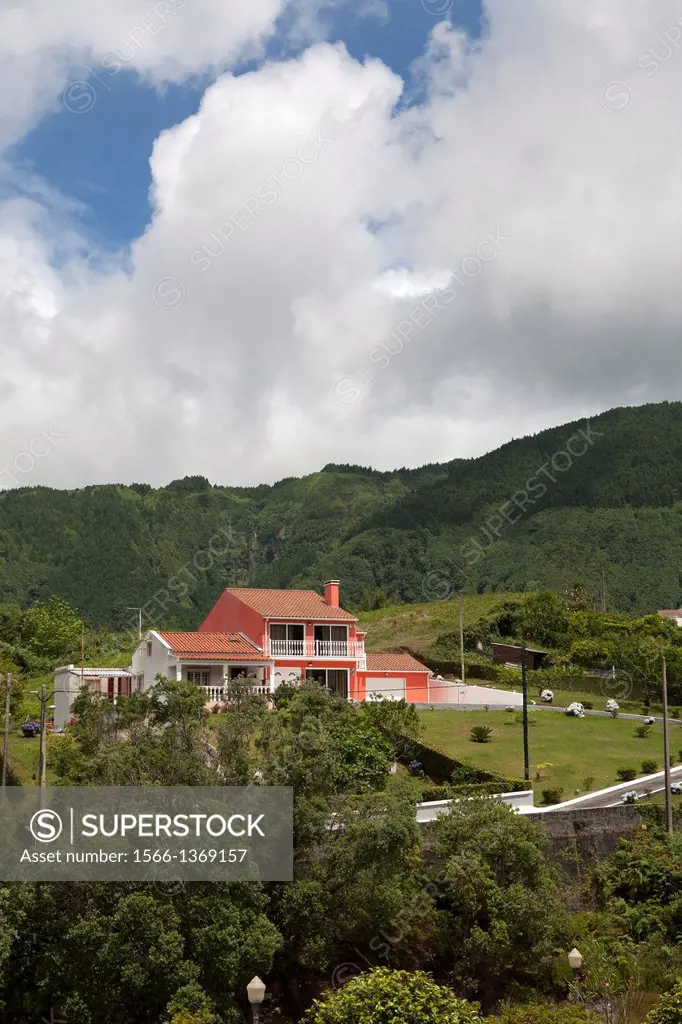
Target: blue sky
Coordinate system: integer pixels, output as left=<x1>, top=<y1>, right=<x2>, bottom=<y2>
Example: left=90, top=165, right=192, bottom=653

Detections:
left=11, top=0, right=482, bottom=249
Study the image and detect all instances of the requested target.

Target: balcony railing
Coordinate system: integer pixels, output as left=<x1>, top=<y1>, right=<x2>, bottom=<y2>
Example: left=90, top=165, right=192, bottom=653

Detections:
left=201, top=682, right=271, bottom=702
left=266, top=639, right=365, bottom=660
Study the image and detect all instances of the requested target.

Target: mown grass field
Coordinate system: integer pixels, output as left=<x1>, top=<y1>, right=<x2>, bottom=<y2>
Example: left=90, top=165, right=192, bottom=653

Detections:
left=418, top=708, right=682, bottom=801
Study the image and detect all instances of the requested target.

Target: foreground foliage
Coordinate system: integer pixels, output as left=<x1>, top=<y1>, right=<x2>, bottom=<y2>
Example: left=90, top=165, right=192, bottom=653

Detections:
left=301, top=968, right=480, bottom=1024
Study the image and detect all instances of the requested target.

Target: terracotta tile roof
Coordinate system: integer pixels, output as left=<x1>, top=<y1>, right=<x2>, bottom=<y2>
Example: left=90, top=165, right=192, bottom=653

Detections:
left=365, top=652, right=430, bottom=673
left=659, top=610, right=682, bottom=618
left=227, top=587, right=357, bottom=621
left=157, top=632, right=268, bottom=661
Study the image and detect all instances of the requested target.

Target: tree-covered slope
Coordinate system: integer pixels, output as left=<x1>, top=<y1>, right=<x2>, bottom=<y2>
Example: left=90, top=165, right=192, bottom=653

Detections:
left=2, top=401, right=682, bottom=626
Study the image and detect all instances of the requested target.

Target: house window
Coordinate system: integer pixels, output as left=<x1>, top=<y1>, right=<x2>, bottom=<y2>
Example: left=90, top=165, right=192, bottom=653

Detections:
left=270, top=623, right=304, bottom=643
left=146, top=641, right=152, bottom=657
left=187, top=670, right=210, bottom=686
left=314, top=624, right=348, bottom=653
left=269, top=623, right=304, bottom=653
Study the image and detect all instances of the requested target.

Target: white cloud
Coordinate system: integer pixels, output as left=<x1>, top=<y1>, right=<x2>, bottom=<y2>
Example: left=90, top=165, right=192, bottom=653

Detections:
left=2, top=0, right=682, bottom=489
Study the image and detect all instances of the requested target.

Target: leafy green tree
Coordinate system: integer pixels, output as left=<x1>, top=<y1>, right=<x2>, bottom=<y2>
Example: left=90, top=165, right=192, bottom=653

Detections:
left=596, top=830, right=682, bottom=944
left=1, top=880, right=280, bottom=1024
left=359, top=697, right=423, bottom=759
left=301, top=968, right=480, bottom=1024
left=20, top=596, right=85, bottom=662
left=269, top=778, right=432, bottom=1014
left=55, top=681, right=218, bottom=785
left=217, top=674, right=269, bottom=784
left=520, top=592, right=570, bottom=648
left=262, top=683, right=394, bottom=795
left=430, top=799, right=567, bottom=1009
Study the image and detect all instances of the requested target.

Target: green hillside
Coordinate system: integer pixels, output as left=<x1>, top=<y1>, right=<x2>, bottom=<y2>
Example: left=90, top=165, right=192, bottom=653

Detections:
left=357, top=593, right=525, bottom=657
left=2, top=401, right=682, bottom=627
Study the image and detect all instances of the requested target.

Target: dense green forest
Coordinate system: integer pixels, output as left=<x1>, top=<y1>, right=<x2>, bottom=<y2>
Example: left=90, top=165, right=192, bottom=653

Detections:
left=2, top=401, right=682, bottom=628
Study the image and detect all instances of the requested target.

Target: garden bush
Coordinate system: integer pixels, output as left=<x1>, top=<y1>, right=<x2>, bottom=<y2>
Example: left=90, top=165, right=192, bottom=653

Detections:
left=300, top=968, right=481, bottom=1024
left=616, top=767, right=637, bottom=782
left=541, top=787, right=564, bottom=805
left=494, top=1006, right=601, bottom=1024
left=635, top=725, right=652, bottom=739
left=645, top=984, right=682, bottom=1024
left=565, top=703, right=585, bottom=718
left=469, top=725, right=493, bottom=744
left=642, top=759, right=659, bottom=774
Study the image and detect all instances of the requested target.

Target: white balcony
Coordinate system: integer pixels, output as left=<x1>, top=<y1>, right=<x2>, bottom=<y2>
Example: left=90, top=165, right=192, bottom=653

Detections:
left=201, top=682, right=272, bottom=702
left=266, top=639, right=365, bottom=660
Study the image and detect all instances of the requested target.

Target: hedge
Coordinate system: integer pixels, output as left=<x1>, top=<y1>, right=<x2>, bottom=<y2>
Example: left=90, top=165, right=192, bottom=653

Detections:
left=401, top=737, right=495, bottom=785
left=419, top=779, right=528, bottom=802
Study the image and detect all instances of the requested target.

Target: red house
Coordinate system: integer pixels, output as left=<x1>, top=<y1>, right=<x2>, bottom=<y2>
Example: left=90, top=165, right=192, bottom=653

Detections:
left=199, top=581, right=431, bottom=702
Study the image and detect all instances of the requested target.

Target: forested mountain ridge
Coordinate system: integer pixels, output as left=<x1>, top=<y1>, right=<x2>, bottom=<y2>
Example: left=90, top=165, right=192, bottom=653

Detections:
left=2, top=401, right=682, bottom=627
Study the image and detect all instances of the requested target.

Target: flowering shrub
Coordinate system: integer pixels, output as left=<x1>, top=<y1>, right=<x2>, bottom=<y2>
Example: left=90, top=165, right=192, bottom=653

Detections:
left=671, top=783, right=682, bottom=795
left=606, top=698, right=619, bottom=715
left=540, top=689, right=554, bottom=703
left=645, top=717, right=656, bottom=725
left=565, top=703, right=585, bottom=718
left=622, top=790, right=639, bottom=804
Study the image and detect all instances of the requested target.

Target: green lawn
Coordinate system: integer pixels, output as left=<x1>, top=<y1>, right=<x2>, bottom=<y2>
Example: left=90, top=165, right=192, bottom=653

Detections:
left=7, top=734, right=60, bottom=785
left=418, top=709, right=679, bottom=801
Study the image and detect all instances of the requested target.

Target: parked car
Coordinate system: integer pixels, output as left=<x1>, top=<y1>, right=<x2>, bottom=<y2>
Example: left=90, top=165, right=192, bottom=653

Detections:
left=21, top=721, right=41, bottom=738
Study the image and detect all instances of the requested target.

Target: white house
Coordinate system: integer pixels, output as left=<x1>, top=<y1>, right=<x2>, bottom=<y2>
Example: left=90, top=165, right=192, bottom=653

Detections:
left=130, top=630, right=273, bottom=700
left=54, top=665, right=136, bottom=730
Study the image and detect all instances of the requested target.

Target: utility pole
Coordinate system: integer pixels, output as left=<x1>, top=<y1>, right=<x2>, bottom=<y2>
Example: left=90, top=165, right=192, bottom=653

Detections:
left=459, top=594, right=466, bottom=685
left=521, top=643, right=530, bottom=783
left=38, top=685, right=48, bottom=790
left=662, top=656, right=673, bottom=835
left=1, top=674, right=10, bottom=790
left=125, top=607, right=143, bottom=641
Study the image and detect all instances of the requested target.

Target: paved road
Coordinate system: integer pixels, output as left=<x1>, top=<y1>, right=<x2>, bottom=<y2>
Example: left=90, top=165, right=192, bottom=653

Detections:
left=415, top=702, right=682, bottom=725
left=540, top=763, right=682, bottom=810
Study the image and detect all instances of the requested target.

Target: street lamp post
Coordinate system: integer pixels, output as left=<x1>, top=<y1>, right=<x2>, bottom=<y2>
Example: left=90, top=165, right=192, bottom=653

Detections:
left=521, top=643, right=530, bottom=783
left=247, top=976, right=266, bottom=1023
left=568, top=947, right=583, bottom=981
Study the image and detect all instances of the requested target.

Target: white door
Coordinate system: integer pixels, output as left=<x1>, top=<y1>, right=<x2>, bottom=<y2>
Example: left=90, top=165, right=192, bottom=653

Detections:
left=364, top=677, right=406, bottom=701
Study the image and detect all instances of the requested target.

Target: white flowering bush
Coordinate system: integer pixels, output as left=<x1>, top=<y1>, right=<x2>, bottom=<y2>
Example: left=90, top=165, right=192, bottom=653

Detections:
left=540, top=689, right=554, bottom=703
left=605, top=698, right=619, bottom=714
left=565, top=702, right=585, bottom=718
left=622, top=790, right=639, bottom=804
left=671, top=783, right=682, bottom=795
left=645, top=717, right=656, bottom=726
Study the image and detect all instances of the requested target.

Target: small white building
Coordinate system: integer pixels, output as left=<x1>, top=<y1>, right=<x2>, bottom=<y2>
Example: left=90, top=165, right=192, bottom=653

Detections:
left=54, top=666, right=137, bottom=730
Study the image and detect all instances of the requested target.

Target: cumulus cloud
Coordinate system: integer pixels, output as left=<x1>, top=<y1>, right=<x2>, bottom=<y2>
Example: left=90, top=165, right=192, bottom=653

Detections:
left=1, top=0, right=682, bottom=489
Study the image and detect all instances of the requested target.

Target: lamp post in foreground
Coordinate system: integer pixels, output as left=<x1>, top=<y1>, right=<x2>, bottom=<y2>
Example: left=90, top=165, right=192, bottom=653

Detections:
left=247, top=976, right=266, bottom=1023
left=568, top=947, right=583, bottom=980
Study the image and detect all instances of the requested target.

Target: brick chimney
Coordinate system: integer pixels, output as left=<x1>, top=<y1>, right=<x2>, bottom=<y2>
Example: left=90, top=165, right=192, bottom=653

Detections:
left=323, top=580, right=340, bottom=607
